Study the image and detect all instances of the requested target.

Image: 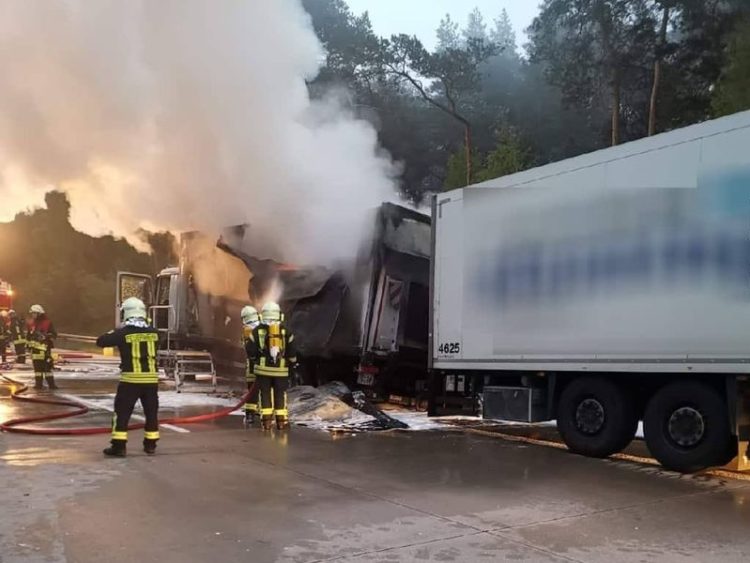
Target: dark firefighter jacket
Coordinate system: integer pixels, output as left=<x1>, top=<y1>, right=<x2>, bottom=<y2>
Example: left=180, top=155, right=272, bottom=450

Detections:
left=97, top=325, right=160, bottom=384
left=27, top=316, right=57, bottom=359
left=26, top=315, right=57, bottom=348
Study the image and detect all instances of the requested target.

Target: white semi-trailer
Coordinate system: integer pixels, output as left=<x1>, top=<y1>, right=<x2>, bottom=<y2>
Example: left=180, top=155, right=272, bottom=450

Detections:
left=429, top=110, right=750, bottom=473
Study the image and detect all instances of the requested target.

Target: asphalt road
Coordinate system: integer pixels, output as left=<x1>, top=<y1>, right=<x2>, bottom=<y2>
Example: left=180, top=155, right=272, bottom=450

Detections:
left=2, top=375, right=750, bottom=562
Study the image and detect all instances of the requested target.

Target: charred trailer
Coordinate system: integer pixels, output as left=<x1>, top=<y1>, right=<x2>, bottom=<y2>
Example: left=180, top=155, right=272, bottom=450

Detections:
left=325, top=203, right=431, bottom=401
left=221, top=203, right=432, bottom=400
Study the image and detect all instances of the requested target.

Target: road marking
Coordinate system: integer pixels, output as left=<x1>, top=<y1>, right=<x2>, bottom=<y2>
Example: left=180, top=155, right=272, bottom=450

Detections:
left=58, top=393, right=190, bottom=434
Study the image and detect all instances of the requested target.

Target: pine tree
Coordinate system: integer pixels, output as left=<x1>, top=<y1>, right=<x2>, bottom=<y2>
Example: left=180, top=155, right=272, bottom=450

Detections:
left=436, top=13, right=460, bottom=51
left=491, top=8, right=517, bottom=53
left=476, top=130, right=530, bottom=182
left=712, top=18, right=750, bottom=116
left=444, top=149, right=483, bottom=190
left=463, top=7, right=488, bottom=44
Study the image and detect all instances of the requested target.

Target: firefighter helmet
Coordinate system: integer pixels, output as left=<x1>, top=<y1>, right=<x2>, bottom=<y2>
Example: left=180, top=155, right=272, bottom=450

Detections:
left=29, top=304, right=45, bottom=315
left=241, top=305, right=259, bottom=326
left=121, top=297, right=147, bottom=321
left=261, top=302, right=281, bottom=323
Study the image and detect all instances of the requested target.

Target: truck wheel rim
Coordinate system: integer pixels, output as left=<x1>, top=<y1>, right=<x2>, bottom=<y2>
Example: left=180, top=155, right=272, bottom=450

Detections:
left=667, top=407, right=705, bottom=448
left=575, top=398, right=605, bottom=435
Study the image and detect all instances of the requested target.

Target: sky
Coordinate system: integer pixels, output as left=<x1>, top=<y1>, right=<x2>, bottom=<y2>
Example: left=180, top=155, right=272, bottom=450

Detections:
left=342, top=0, right=541, bottom=51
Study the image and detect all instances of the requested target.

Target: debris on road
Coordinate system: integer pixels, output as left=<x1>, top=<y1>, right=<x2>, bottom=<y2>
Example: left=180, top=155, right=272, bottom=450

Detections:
left=289, top=383, right=405, bottom=431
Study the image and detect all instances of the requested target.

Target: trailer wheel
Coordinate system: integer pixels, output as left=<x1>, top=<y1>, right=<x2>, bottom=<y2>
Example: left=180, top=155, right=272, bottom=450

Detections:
left=557, top=377, right=638, bottom=458
left=643, top=382, right=731, bottom=473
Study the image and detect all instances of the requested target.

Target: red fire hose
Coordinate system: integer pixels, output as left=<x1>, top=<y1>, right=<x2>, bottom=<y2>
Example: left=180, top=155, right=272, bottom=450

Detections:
left=0, top=374, right=251, bottom=435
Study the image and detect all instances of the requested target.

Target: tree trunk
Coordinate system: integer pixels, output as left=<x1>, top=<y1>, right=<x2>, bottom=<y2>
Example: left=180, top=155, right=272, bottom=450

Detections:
left=611, top=69, right=621, bottom=146
left=464, top=124, right=473, bottom=186
left=596, top=2, right=620, bottom=146
left=649, top=5, right=670, bottom=136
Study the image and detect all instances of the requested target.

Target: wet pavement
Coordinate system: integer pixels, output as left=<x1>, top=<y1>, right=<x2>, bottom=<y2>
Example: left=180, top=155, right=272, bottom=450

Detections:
left=2, top=372, right=750, bottom=562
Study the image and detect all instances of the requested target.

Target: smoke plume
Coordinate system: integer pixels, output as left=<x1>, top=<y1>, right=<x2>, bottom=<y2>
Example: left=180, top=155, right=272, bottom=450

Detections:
left=0, top=0, right=397, bottom=263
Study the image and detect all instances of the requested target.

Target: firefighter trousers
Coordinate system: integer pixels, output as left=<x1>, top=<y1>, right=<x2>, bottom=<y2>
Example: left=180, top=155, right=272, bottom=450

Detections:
left=0, top=338, right=7, bottom=362
left=245, top=378, right=260, bottom=414
left=111, top=382, right=160, bottom=444
left=14, top=341, right=26, bottom=363
left=31, top=354, right=53, bottom=372
left=258, top=375, right=289, bottom=419
left=31, top=345, right=55, bottom=387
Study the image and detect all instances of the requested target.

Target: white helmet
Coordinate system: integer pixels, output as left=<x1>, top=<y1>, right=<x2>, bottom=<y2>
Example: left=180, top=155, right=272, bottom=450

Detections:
left=261, top=302, right=281, bottom=323
left=121, top=297, right=147, bottom=321
left=29, top=304, right=45, bottom=315
left=241, top=305, right=259, bottom=326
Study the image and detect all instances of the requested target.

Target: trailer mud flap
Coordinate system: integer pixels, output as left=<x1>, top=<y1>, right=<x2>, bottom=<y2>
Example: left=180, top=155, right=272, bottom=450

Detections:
left=724, top=378, right=750, bottom=471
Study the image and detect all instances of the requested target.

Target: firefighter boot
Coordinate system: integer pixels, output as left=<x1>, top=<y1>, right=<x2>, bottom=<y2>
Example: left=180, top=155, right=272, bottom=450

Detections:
left=143, top=439, right=157, bottom=456
left=34, top=376, right=44, bottom=390
left=45, top=375, right=59, bottom=390
left=103, top=441, right=127, bottom=457
left=276, top=415, right=290, bottom=431
left=244, top=410, right=256, bottom=427
left=261, top=415, right=274, bottom=431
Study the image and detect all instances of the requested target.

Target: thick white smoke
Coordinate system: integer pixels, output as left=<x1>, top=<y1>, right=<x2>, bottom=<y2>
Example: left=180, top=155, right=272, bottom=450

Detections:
left=0, top=0, right=397, bottom=263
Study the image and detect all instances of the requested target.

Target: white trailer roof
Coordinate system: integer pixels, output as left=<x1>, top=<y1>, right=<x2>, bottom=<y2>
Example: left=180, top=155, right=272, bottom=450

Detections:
left=471, top=110, right=750, bottom=190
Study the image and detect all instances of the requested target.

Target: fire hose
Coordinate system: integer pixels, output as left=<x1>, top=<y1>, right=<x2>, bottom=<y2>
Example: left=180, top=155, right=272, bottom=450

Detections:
left=0, top=373, right=251, bottom=435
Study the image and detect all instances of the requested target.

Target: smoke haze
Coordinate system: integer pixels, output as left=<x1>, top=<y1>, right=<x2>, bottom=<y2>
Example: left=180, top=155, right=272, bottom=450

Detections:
left=0, top=0, right=397, bottom=263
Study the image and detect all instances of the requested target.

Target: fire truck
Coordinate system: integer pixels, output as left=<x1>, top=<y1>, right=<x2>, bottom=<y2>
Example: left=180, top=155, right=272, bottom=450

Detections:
left=0, top=279, right=14, bottom=312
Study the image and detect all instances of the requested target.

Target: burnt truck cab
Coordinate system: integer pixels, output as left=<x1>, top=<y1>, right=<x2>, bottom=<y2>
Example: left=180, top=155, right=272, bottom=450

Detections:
left=116, top=266, right=206, bottom=346
left=115, top=235, right=250, bottom=377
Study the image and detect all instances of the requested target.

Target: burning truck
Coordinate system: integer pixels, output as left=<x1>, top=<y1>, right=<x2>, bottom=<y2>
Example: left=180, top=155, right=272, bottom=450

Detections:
left=117, top=203, right=431, bottom=399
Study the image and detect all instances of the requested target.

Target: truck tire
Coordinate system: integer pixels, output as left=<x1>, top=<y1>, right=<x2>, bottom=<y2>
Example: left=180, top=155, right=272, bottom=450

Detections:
left=557, top=377, right=638, bottom=459
left=643, top=381, right=731, bottom=473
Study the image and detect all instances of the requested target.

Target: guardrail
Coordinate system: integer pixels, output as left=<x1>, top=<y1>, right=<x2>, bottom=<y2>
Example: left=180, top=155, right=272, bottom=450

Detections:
left=57, top=333, right=98, bottom=344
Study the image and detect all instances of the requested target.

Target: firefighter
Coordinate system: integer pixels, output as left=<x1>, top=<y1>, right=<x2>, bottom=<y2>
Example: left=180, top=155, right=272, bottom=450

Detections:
left=0, top=310, right=9, bottom=365
left=27, top=304, right=57, bottom=390
left=245, top=302, right=296, bottom=431
left=96, top=297, right=160, bottom=457
left=241, top=305, right=261, bottom=425
left=8, top=310, right=26, bottom=364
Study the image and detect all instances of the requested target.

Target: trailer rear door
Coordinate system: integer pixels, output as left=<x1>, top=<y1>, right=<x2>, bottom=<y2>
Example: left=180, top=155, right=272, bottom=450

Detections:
left=432, top=192, right=464, bottom=364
